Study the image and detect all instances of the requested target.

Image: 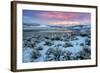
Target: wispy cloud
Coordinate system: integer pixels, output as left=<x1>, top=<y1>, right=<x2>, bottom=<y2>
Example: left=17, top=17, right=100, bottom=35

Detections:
left=48, top=20, right=80, bottom=26
left=23, top=10, right=91, bottom=26
left=38, top=12, right=79, bottom=20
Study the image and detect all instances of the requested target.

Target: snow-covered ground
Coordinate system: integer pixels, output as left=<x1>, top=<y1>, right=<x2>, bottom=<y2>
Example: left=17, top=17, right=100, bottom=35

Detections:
left=23, top=30, right=91, bottom=63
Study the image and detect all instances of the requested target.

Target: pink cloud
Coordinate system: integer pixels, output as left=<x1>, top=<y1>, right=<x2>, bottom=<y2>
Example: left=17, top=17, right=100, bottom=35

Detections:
left=36, top=11, right=91, bottom=24
left=38, top=12, right=79, bottom=20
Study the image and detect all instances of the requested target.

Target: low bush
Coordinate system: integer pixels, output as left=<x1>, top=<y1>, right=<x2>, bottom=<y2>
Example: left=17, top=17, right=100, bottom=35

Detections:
left=44, top=41, right=53, bottom=46
left=63, top=42, right=73, bottom=48
left=35, top=46, right=43, bottom=50
left=31, top=50, right=41, bottom=61
left=75, top=46, right=91, bottom=60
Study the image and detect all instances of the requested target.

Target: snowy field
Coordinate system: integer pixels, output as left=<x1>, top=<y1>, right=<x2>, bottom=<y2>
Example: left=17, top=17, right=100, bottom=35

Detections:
left=22, top=28, right=91, bottom=63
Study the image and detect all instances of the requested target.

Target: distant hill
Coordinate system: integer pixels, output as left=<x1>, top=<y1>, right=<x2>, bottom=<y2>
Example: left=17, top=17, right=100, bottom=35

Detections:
left=23, top=23, right=90, bottom=33
left=24, top=23, right=40, bottom=26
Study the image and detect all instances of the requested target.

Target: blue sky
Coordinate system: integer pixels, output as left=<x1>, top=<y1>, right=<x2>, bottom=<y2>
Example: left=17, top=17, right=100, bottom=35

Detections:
left=23, top=10, right=91, bottom=26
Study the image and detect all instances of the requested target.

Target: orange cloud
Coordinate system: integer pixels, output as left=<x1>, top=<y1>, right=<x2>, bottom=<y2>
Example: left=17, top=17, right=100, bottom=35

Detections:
left=48, top=21, right=80, bottom=26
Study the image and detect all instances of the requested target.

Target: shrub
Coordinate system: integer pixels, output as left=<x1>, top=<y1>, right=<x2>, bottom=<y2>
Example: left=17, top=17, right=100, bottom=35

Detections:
left=44, top=55, right=55, bottom=61
left=83, top=47, right=91, bottom=54
left=44, top=41, right=53, bottom=46
left=44, top=36, right=49, bottom=39
left=27, top=38, right=31, bottom=42
left=63, top=51, right=72, bottom=60
left=31, top=50, right=41, bottom=60
left=85, top=39, right=91, bottom=46
left=56, top=44, right=62, bottom=47
left=35, top=46, right=43, bottom=50
left=45, top=48, right=64, bottom=61
left=75, top=46, right=91, bottom=60
left=45, top=48, right=54, bottom=55
left=63, top=42, right=73, bottom=48
left=51, top=36, right=61, bottom=41
left=63, top=38, right=69, bottom=41
left=74, top=37, right=79, bottom=40
left=34, top=40, right=41, bottom=44
left=80, top=33, right=88, bottom=37
left=80, top=43, right=84, bottom=46
left=45, top=48, right=74, bottom=61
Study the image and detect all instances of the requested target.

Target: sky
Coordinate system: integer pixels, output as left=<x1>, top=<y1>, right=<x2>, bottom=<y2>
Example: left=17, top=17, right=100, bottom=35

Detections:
left=23, top=10, right=91, bottom=26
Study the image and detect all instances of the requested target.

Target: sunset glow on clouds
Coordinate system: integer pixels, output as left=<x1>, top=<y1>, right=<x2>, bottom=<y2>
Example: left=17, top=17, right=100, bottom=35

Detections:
left=38, top=12, right=83, bottom=20
left=23, top=10, right=91, bottom=26
left=48, top=21, right=80, bottom=26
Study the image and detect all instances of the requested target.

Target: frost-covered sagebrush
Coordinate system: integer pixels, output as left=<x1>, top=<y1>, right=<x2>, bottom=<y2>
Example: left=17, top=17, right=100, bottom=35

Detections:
left=23, top=27, right=91, bottom=62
